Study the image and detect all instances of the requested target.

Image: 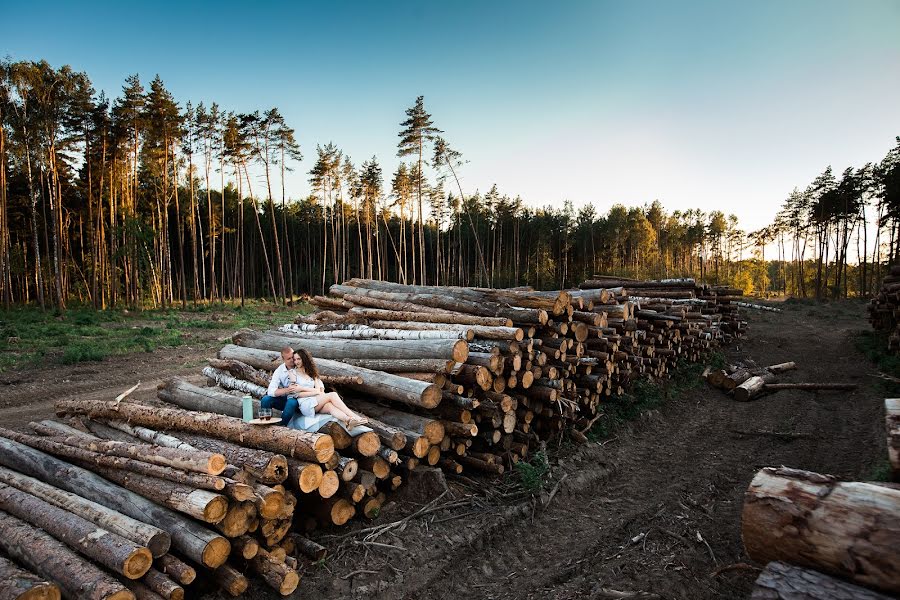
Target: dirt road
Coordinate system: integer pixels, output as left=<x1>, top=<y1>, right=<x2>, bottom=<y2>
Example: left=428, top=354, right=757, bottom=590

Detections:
left=0, top=301, right=887, bottom=599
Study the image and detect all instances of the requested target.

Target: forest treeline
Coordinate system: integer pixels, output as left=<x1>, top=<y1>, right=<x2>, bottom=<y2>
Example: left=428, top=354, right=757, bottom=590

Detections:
left=1, top=59, right=899, bottom=310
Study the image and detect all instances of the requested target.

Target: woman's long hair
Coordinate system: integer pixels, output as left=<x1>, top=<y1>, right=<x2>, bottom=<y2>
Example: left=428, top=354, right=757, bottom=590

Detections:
left=293, top=348, right=320, bottom=380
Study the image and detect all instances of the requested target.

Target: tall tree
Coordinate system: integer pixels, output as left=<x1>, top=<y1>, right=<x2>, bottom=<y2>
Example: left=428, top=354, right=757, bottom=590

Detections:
left=397, top=96, right=441, bottom=285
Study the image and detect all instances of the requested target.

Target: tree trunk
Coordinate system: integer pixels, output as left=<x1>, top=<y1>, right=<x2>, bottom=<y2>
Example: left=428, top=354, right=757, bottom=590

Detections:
left=344, top=398, right=444, bottom=443
left=734, top=372, right=777, bottom=402
left=346, top=305, right=511, bottom=327
left=207, top=358, right=271, bottom=387
left=0, top=465, right=169, bottom=557
left=154, top=555, right=195, bottom=586
left=210, top=564, right=248, bottom=597
left=202, top=367, right=268, bottom=398
left=0, top=481, right=153, bottom=579
left=28, top=422, right=225, bottom=475
left=172, top=432, right=288, bottom=485
left=0, top=437, right=229, bottom=568
left=250, top=548, right=300, bottom=595
left=140, top=568, right=182, bottom=600
left=742, top=467, right=900, bottom=594
left=0, top=510, right=132, bottom=600
left=750, top=561, right=893, bottom=600
left=233, top=329, right=469, bottom=362
left=0, top=554, right=60, bottom=600
left=56, top=399, right=334, bottom=463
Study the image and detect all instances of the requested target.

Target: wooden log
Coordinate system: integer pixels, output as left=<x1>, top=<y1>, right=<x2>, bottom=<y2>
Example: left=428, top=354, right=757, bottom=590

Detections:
left=0, top=510, right=133, bottom=600
left=154, top=555, right=195, bottom=586
left=233, top=329, right=469, bottom=363
left=367, top=320, right=524, bottom=341
left=207, top=358, right=271, bottom=385
left=201, top=367, right=267, bottom=397
left=0, top=481, right=153, bottom=579
left=0, top=555, right=60, bottom=600
left=364, top=417, right=407, bottom=451
left=140, top=568, right=182, bottom=600
left=88, top=421, right=197, bottom=453
left=734, top=372, right=777, bottom=402
left=315, top=358, right=444, bottom=409
left=253, top=483, right=286, bottom=519
left=277, top=324, right=469, bottom=340
left=28, top=422, right=226, bottom=475
left=214, top=501, right=252, bottom=537
left=750, top=561, right=893, bottom=600
left=55, top=399, right=334, bottom=463
left=157, top=378, right=252, bottom=419
left=887, top=398, right=900, bottom=481
left=318, top=470, right=339, bottom=498
left=250, top=549, right=300, bottom=596
left=0, top=465, right=170, bottom=558
left=335, top=456, right=359, bottom=482
left=350, top=431, right=382, bottom=457
left=344, top=398, right=444, bottom=443
left=209, top=563, right=248, bottom=597
left=325, top=358, right=454, bottom=373
left=766, top=361, right=798, bottom=374
left=290, top=534, right=327, bottom=561
left=742, top=467, right=900, bottom=594
left=286, top=459, right=324, bottom=493
left=346, top=306, right=511, bottom=327
left=0, top=433, right=240, bottom=571
left=172, top=432, right=288, bottom=484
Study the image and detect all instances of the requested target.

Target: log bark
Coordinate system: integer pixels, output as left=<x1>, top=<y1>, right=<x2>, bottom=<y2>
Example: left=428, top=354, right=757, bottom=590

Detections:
left=346, top=305, right=511, bottom=327
left=231, top=534, right=259, bottom=559
left=742, top=467, right=900, bottom=594
left=233, top=328, right=469, bottom=363
left=140, top=568, right=182, bottom=600
left=0, top=481, right=153, bottom=579
left=28, top=421, right=226, bottom=475
left=89, top=420, right=197, bottom=452
left=318, top=470, right=340, bottom=499
left=56, top=399, right=334, bottom=463
left=0, top=437, right=229, bottom=569
left=734, top=372, right=777, bottom=402
left=277, top=324, right=470, bottom=341
left=251, top=549, right=300, bottom=595
left=171, top=432, right=288, bottom=484
left=286, top=458, right=324, bottom=493
left=201, top=367, right=267, bottom=398
left=291, top=534, right=327, bottom=561
left=0, top=465, right=170, bottom=558
left=0, top=510, right=133, bottom=600
left=367, top=320, right=524, bottom=341
left=887, top=398, right=900, bottom=481
left=154, top=555, right=195, bottom=586
left=210, top=564, right=248, bottom=597
left=0, top=555, right=60, bottom=600
left=323, top=357, right=454, bottom=373
left=345, top=398, right=444, bottom=443
left=157, top=378, right=252, bottom=419
left=750, top=561, right=893, bottom=600
left=207, top=358, right=271, bottom=385
left=0, top=428, right=228, bottom=493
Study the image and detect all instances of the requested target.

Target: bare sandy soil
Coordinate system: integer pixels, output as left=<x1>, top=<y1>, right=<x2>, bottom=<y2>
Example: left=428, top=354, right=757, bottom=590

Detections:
left=0, top=301, right=887, bottom=599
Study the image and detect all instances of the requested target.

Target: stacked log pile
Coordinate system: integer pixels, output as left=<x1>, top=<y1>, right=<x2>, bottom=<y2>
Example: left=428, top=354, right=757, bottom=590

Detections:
left=0, top=277, right=743, bottom=599
left=743, top=466, right=900, bottom=599
left=867, top=265, right=900, bottom=352
left=220, top=277, right=744, bottom=484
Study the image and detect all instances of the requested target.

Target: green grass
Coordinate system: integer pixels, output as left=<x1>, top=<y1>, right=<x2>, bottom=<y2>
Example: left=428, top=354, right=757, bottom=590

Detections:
left=867, top=461, right=893, bottom=482
left=586, top=351, right=724, bottom=442
left=854, top=330, right=900, bottom=396
left=0, top=300, right=311, bottom=372
left=514, top=450, right=549, bottom=493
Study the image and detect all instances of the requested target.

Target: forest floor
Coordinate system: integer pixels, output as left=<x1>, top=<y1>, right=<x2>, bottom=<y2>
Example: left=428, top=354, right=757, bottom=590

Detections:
left=0, top=299, right=893, bottom=599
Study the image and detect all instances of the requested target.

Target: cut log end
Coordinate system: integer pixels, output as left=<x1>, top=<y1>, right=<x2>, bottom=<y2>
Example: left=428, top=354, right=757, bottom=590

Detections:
left=201, top=537, right=231, bottom=569
left=15, top=584, right=61, bottom=600
left=201, top=494, right=229, bottom=524
left=279, top=571, right=300, bottom=596
left=421, top=384, right=443, bottom=409
left=353, top=431, right=381, bottom=457
left=207, top=454, right=227, bottom=475
left=318, top=471, right=340, bottom=499
left=123, top=547, right=154, bottom=580
left=311, top=437, right=336, bottom=463
left=296, top=463, right=324, bottom=494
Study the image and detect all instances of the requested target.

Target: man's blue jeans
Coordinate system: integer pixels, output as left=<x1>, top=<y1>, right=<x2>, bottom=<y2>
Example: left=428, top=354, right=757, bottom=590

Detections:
left=260, top=395, right=298, bottom=426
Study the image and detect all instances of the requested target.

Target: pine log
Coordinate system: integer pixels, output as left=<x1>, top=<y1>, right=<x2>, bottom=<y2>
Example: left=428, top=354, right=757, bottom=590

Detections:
left=326, top=357, right=454, bottom=373
left=231, top=534, right=260, bottom=559
left=0, top=437, right=229, bottom=568
left=318, top=470, right=340, bottom=498
left=214, top=502, right=253, bottom=537
left=367, top=320, right=524, bottom=341
left=154, top=555, right=195, bottom=586
left=750, top=561, right=893, bottom=600
left=28, top=422, right=226, bottom=475
left=734, top=372, right=777, bottom=402
left=251, top=549, right=300, bottom=595
left=0, top=510, right=133, bottom=600
left=233, top=328, right=469, bottom=362
left=335, top=456, right=359, bottom=482
left=0, top=482, right=153, bottom=579
left=173, top=432, right=288, bottom=484
left=351, top=431, right=383, bottom=457
left=201, top=367, right=267, bottom=397
left=290, top=534, right=327, bottom=561
left=887, top=398, right=900, bottom=481
left=0, top=555, right=60, bottom=600
left=277, top=324, right=470, bottom=341
left=140, top=569, right=182, bottom=600
left=765, top=361, right=798, bottom=374
left=286, top=458, right=324, bottom=493
left=0, top=428, right=228, bottom=493
left=0, top=465, right=170, bottom=557
left=89, top=420, right=197, bottom=452
left=742, top=467, right=900, bottom=594
left=346, top=305, right=511, bottom=326
left=363, top=417, right=408, bottom=451
left=207, top=358, right=272, bottom=385
left=55, top=399, right=334, bottom=463
left=210, top=564, right=248, bottom=597
left=157, top=378, right=253, bottom=419
left=344, top=398, right=444, bottom=443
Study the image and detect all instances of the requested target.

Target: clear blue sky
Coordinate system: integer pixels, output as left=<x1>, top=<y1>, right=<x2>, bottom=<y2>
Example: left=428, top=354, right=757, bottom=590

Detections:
left=5, top=0, right=900, bottom=231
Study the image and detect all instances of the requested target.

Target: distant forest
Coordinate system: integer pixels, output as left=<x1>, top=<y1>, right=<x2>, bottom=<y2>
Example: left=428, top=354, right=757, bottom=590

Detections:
left=1, top=59, right=899, bottom=310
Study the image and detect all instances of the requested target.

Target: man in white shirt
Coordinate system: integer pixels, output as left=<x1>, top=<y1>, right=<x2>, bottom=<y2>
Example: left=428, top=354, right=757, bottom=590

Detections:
left=261, top=346, right=303, bottom=425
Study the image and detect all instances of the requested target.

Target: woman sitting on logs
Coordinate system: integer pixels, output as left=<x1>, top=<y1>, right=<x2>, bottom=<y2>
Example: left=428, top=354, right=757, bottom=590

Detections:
left=287, top=349, right=369, bottom=430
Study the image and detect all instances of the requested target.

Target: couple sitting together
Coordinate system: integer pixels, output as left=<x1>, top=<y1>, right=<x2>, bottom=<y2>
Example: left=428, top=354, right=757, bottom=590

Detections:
left=262, top=347, right=369, bottom=430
